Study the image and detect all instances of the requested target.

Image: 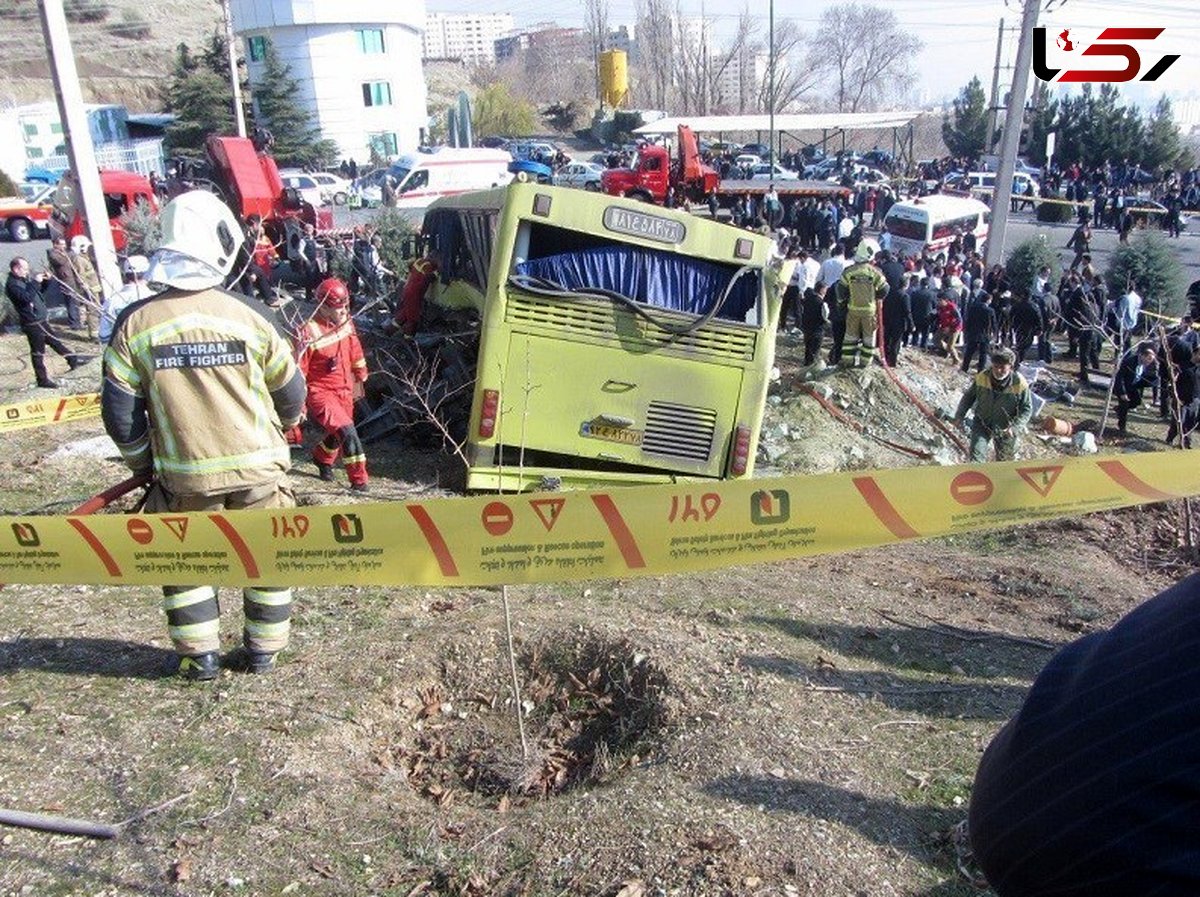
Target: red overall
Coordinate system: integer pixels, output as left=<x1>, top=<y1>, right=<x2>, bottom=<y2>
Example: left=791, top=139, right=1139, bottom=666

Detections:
left=395, top=257, right=438, bottom=336
left=296, top=315, right=369, bottom=485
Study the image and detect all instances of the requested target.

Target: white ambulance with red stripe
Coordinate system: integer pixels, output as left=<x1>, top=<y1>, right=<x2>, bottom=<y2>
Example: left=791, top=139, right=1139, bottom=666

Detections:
left=382, top=147, right=514, bottom=220
left=882, top=194, right=990, bottom=259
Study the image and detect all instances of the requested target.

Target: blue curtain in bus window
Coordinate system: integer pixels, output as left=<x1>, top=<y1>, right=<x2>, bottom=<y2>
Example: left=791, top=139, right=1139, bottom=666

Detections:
left=515, top=246, right=758, bottom=321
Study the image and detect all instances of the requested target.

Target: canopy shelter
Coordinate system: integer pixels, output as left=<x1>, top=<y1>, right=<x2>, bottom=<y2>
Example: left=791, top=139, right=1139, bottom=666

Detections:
left=633, top=111, right=924, bottom=171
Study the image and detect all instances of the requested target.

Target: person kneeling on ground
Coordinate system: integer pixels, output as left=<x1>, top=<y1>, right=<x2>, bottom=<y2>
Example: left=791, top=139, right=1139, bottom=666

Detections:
left=296, top=277, right=371, bottom=492
left=953, top=347, right=1032, bottom=462
left=969, top=571, right=1200, bottom=896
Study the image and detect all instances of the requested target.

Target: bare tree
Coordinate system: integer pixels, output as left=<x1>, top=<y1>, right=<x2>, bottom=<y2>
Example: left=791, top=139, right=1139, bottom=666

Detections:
left=757, top=18, right=817, bottom=114
left=634, top=0, right=675, bottom=110
left=584, top=0, right=611, bottom=105
left=810, top=3, right=921, bottom=112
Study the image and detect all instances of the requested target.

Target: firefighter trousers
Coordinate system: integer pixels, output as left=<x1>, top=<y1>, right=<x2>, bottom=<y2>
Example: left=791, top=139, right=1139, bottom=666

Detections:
left=308, top=387, right=368, bottom=486
left=146, top=480, right=295, bottom=658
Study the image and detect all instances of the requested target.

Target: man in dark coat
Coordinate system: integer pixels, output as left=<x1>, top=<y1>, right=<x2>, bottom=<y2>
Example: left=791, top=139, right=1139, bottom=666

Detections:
left=1012, top=295, right=1043, bottom=364
left=961, top=291, right=997, bottom=373
left=1113, top=343, right=1158, bottom=432
left=907, top=276, right=936, bottom=349
left=5, top=257, right=87, bottom=388
left=881, top=274, right=912, bottom=366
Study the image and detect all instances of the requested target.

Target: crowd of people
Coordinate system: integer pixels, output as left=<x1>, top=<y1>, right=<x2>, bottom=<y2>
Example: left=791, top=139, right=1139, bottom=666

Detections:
left=775, top=226, right=1200, bottom=454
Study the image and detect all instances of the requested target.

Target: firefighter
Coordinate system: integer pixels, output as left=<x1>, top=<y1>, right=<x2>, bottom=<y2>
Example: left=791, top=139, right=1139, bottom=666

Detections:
left=394, top=249, right=440, bottom=337
left=101, top=191, right=306, bottom=681
left=837, top=242, right=887, bottom=368
left=295, top=277, right=371, bottom=491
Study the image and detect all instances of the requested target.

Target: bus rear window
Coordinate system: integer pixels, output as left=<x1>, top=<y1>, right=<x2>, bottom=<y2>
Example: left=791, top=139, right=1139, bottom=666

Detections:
left=514, top=221, right=761, bottom=323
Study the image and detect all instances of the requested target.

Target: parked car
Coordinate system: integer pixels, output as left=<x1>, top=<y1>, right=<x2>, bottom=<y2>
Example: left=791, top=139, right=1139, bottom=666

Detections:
left=0, top=183, right=55, bottom=241
left=278, top=170, right=327, bottom=208
left=859, top=149, right=894, bottom=171
left=825, top=164, right=889, bottom=186
left=553, top=161, right=605, bottom=190
left=1122, top=196, right=1191, bottom=231
left=508, top=141, right=558, bottom=163
left=478, top=136, right=510, bottom=149
left=741, top=143, right=772, bottom=159
left=749, top=163, right=800, bottom=181
left=733, top=153, right=762, bottom=169
left=308, top=171, right=352, bottom=205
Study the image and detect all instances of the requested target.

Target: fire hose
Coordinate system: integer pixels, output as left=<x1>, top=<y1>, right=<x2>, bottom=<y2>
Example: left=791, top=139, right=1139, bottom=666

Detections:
left=876, top=302, right=970, bottom=457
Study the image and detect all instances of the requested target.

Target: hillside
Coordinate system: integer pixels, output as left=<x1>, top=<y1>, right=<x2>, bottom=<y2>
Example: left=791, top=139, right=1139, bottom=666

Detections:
left=1, top=0, right=221, bottom=110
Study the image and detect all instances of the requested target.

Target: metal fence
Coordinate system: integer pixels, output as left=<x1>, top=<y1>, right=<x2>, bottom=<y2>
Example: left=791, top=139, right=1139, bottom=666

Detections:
left=42, top=138, right=164, bottom=177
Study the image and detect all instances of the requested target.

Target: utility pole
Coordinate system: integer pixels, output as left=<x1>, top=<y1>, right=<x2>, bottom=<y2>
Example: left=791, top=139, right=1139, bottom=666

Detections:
left=221, top=0, right=247, bottom=138
left=984, top=0, right=1041, bottom=268
left=37, top=0, right=120, bottom=292
left=768, top=0, right=775, bottom=188
left=987, top=18, right=1005, bottom=155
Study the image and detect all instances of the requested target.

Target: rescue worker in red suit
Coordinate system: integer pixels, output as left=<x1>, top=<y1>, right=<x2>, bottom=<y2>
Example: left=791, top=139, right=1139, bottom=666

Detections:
left=395, top=250, right=440, bottom=336
left=296, top=278, right=370, bottom=491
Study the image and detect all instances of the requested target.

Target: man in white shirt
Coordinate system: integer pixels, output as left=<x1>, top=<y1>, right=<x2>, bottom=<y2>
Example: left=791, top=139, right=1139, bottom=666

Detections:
left=1116, top=284, right=1143, bottom=355
left=818, top=244, right=848, bottom=289
left=800, top=250, right=821, bottom=292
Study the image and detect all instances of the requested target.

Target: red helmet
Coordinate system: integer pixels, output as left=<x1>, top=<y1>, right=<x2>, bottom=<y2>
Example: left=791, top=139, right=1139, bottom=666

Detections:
left=315, top=277, right=350, bottom=309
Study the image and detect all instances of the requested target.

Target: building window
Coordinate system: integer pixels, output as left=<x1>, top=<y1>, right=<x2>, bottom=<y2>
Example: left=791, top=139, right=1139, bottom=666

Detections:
left=247, top=35, right=268, bottom=62
left=23, top=123, right=37, bottom=137
left=357, top=28, right=385, bottom=54
left=368, top=132, right=398, bottom=158
left=26, top=147, right=44, bottom=158
left=362, top=81, right=392, bottom=107
left=50, top=122, right=63, bottom=135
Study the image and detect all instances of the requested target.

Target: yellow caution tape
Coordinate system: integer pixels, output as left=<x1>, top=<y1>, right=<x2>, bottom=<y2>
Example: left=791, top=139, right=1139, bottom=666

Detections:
left=0, top=394, right=101, bottom=433
left=0, top=451, right=1195, bottom=587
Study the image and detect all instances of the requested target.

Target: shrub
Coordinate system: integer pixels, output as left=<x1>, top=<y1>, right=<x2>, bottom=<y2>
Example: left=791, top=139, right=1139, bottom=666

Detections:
left=0, top=169, right=17, bottom=198
left=1035, top=195, right=1076, bottom=224
left=63, top=0, right=107, bottom=23
left=1005, top=235, right=1059, bottom=299
left=107, top=9, right=151, bottom=40
left=119, top=199, right=162, bottom=258
left=1105, top=231, right=1186, bottom=317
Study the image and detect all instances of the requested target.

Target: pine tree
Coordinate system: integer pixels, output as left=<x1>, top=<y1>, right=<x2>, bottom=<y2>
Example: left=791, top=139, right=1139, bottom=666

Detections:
left=163, top=43, right=235, bottom=158
left=1143, top=96, right=1184, bottom=173
left=250, top=42, right=337, bottom=168
left=942, top=77, right=989, bottom=162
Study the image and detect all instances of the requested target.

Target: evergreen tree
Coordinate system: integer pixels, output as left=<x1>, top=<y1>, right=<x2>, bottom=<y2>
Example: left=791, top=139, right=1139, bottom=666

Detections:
left=942, top=76, right=989, bottom=162
left=250, top=42, right=337, bottom=168
left=1143, top=96, right=1185, bottom=173
left=1106, top=232, right=1185, bottom=317
left=163, top=42, right=235, bottom=158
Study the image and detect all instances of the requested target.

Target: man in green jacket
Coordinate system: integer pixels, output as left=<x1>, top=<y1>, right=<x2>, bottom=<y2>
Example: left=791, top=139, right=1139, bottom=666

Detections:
left=953, top=347, right=1033, bottom=462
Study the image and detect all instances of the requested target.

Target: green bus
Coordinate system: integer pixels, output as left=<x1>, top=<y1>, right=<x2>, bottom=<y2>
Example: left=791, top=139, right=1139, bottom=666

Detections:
left=417, top=183, right=788, bottom=492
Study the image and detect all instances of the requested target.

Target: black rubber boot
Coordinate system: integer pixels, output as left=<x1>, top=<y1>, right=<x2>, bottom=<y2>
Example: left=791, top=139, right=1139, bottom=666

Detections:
left=176, top=651, right=220, bottom=681
left=246, top=651, right=276, bottom=674
left=316, top=462, right=335, bottom=482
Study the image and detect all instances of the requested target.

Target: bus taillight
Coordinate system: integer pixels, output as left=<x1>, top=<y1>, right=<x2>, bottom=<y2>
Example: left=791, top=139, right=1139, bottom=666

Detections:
left=479, top=389, right=500, bottom=438
left=731, top=425, right=751, bottom=476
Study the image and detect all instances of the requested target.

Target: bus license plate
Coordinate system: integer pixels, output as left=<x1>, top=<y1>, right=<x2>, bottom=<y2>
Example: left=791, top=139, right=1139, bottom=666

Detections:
left=580, top=421, right=643, bottom=446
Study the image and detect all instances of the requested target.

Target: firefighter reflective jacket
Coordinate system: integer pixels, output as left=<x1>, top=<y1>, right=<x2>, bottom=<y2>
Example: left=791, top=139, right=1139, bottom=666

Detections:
left=102, top=286, right=306, bottom=496
left=838, top=261, right=887, bottom=311
left=296, top=316, right=367, bottom=393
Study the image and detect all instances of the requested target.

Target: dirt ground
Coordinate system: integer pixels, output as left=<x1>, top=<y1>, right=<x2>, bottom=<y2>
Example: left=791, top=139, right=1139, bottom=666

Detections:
left=0, top=319, right=1195, bottom=897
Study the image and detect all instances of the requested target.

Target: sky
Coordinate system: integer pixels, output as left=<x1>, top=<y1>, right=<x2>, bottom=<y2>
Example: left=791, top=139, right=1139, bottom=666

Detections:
left=426, top=0, right=1197, bottom=111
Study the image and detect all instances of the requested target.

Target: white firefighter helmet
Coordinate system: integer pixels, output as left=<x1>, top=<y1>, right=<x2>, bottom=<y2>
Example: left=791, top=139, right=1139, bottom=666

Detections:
left=147, top=190, right=242, bottom=290
left=69, top=234, right=91, bottom=253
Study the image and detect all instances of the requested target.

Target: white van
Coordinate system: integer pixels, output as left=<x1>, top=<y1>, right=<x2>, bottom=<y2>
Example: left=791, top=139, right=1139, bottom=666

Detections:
left=362, top=147, right=514, bottom=218
left=882, top=195, right=991, bottom=258
left=958, top=170, right=1039, bottom=197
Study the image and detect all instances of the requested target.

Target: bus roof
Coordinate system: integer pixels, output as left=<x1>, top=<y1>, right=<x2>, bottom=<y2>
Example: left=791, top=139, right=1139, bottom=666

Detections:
left=886, top=194, right=990, bottom=218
